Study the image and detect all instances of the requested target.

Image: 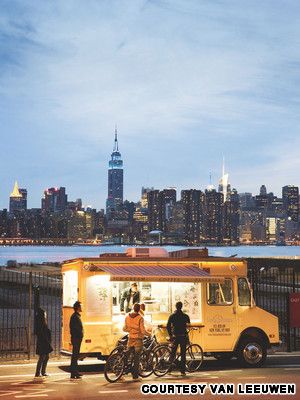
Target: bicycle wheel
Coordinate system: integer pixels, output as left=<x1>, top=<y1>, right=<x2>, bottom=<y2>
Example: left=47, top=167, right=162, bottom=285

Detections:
left=139, top=350, right=154, bottom=378
left=104, top=353, right=125, bottom=383
left=152, top=345, right=172, bottom=377
left=109, top=344, right=126, bottom=357
left=186, top=344, right=203, bottom=372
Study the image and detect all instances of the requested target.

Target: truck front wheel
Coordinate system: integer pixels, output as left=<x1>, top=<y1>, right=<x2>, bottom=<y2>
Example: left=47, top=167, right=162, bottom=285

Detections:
left=237, top=338, right=266, bottom=368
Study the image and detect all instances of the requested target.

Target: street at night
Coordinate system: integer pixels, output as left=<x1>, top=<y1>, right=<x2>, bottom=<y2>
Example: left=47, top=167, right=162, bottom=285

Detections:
left=0, top=354, right=299, bottom=399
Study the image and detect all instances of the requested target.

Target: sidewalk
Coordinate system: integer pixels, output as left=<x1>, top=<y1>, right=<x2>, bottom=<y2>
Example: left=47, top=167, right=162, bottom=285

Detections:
left=0, top=357, right=105, bottom=367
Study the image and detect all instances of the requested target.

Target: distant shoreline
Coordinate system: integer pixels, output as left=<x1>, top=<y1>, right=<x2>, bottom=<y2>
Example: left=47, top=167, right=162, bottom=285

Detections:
left=1, top=244, right=300, bottom=266
left=0, top=242, right=295, bottom=247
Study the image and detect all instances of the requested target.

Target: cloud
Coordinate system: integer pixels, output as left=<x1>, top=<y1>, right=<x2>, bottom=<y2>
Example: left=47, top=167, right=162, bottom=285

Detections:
left=0, top=0, right=300, bottom=208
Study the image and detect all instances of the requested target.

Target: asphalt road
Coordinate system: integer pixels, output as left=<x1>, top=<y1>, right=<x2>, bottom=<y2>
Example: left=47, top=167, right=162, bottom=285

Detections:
left=0, top=354, right=299, bottom=400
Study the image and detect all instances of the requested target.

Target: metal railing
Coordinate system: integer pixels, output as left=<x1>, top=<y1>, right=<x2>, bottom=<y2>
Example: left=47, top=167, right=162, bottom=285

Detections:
left=247, top=258, right=300, bottom=352
left=0, top=327, right=29, bottom=357
left=0, top=269, right=62, bottom=360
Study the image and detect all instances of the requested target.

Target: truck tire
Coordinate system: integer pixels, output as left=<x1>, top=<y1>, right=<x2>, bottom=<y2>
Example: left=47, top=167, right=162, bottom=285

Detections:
left=237, top=338, right=266, bottom=368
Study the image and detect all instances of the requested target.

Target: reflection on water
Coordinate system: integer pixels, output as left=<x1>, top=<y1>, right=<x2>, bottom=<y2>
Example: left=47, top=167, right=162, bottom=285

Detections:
left=0, top=245, right=300, bottom=265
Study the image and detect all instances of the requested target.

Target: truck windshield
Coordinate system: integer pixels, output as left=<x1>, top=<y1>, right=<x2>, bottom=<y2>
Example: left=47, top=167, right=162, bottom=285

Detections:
left=238, top=278, right=251, bottom=306
left=207, top=279, right=233, bottom=305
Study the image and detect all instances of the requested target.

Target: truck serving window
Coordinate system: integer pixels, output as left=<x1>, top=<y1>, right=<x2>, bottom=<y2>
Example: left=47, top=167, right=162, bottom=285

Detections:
left=112, top=281, right=171, bottom=314
left=238, top=278, right=251, bottom=306
left=207, top=279, right=233, bottom=306
left=112, top=281, right=201, bottom=320
left=141, top=282, right=170, bottom=313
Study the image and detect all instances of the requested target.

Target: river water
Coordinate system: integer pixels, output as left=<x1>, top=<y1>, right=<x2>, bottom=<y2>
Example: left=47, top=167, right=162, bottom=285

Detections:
left=0, top=245, right=300, bottom=265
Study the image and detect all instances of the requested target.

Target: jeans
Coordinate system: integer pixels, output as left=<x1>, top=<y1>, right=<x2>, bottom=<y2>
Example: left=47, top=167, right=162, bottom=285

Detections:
left=35, top=354, right=49, bottom=376
left=128, top=338, right=143, bottom=379
left=70, top=338, right=82, bottom=375
left=170, top=335, right=188, bottom=373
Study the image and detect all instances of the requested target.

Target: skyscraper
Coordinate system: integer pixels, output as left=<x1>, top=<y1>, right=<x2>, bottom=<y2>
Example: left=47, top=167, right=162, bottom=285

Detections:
left=218, top=158, right=230, bottom=203
left=106, top=128, right=123, bottom=217
left=147, top=190, right=160, bottom=232
left=282, top=185, right=299, bottom=222
left=222, top=189, right=240, bottom=243
left=204, top=188, right=223, bottom=242
left=239, top=192, right=255, bottom=209
left=181, top=189, right=204, bottom=244
left=42, top=187, right=67, bottom=212
left=141, top=187, right=154, bottom=209
left=260, top=185, right=267, bottom=196
left=160, top=189, right=177, bottom=231
left=9, top=181, right=27, bottom=213
left=147, top=189, right=176, bottom=233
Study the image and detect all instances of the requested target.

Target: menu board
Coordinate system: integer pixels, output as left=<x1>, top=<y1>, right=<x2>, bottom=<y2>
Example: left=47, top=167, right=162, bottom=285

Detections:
left=86, top=275, right=111, bottom=317
left=172, top=283, right=201, bottom=320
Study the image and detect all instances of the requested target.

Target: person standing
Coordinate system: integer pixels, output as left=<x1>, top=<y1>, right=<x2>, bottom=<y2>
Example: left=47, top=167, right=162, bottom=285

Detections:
left=69, top=301, right=83, bottom=379
left=120, top=283, right=140, bottom=313
left=123, top=303, right=150, bottom=381
left=34, top=308, right=53, bottom=379
left=167, top=301, right=190, bottom=376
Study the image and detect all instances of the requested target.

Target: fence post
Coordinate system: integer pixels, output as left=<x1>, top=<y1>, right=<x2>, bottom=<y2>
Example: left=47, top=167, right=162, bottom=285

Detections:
left=292, top=268, right=296, bottom=351
left=33, top=286, right=40, bottom=337
left=286, top=293, right=291, bottom=352
left=28, top=272, right=32, bottom=360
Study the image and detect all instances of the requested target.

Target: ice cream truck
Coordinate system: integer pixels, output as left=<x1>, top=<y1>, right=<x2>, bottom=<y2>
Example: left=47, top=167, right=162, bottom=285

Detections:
left=61, top=247, right=279, bottom=367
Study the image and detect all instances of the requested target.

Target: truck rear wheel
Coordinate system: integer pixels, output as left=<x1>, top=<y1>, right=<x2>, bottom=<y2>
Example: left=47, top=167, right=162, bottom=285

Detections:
left=237, top=338, right=266, bottom=368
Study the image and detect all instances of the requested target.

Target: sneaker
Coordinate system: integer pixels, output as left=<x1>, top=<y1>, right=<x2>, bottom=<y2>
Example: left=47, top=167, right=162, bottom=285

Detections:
left=70, top=375, right=81, bottom=380
left=181, top=372, right=186, bottom=376
left=132, top=377, right=142, bottom=382
left=42, top=374, right=50, bottom=377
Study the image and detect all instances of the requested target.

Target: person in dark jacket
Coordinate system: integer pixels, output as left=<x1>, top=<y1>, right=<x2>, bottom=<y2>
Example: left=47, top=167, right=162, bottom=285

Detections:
left=120, top=283, right=140, bottom=313
left=69, top=301, right=83, bottom=379
left=34, top=308, right=53, bottom=378
left=167, top=301, right=190, bottom=376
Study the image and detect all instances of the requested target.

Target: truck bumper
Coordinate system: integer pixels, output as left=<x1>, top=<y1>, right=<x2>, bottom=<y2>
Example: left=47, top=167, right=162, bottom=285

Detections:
left=60, top=350, right=106, bottom=360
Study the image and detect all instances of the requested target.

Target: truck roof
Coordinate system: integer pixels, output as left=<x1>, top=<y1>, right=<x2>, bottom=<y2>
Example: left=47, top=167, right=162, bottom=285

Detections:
left=62, top=247, right=245, bottom=264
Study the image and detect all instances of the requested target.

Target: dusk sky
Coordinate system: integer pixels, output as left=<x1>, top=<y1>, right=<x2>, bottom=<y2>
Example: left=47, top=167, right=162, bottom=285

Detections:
left=1, top=0, right=300, bottom=210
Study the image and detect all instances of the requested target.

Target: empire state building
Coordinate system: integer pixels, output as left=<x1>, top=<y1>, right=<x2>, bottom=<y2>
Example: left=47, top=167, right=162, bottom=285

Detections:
left=106, top=129, right=124, bottom=217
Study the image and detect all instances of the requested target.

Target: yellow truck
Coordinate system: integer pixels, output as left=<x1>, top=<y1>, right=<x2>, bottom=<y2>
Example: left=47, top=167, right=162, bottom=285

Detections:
left=61, top=247, right=279, bottom=367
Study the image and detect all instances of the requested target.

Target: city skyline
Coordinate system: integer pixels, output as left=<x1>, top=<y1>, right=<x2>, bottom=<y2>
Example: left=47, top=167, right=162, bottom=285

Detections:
left=1, top=1, right=300, bottom=209
left=4, top=172, right=299, bottom=212
left=3, top=141, right=300, bottom=244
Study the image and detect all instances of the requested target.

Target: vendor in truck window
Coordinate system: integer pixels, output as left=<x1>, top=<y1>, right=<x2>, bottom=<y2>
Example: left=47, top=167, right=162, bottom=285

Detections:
left=120, top=282, right=141, bottom=313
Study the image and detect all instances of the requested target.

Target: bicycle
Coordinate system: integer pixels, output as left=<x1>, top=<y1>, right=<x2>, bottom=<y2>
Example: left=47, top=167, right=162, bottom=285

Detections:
left=152, top=326, right=204, bottom=377
left=105, top=329, right=162, bottom=382
left=104, top=345, right=138, bottom=383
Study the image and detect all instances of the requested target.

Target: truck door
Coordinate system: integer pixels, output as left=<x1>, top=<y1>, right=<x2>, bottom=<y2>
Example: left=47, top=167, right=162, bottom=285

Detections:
left=205, top=279, right=238, bottom=351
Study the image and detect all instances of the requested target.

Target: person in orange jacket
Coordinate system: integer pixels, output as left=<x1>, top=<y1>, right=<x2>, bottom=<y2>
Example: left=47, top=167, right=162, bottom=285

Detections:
left=123, top=303, right=150, bottom=381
